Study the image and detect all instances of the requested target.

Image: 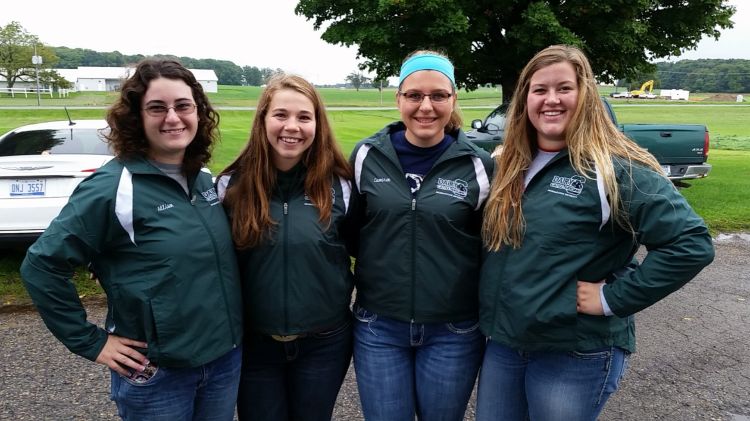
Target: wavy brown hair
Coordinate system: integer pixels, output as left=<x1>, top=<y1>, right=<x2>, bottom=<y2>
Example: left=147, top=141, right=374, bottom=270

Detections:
left=105, top=59, right=219, bottom=175
left=482, top=44, right=664, bottom=250
left=400, top=49, right=463, bottom=132
left=220, top=74, right=352, bottom=249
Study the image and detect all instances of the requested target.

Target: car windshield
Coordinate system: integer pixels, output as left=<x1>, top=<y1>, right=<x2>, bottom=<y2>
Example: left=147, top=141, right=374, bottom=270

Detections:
left=0, top=128, right=112, bottom=157
left=482, top=104, right=509, bottom=134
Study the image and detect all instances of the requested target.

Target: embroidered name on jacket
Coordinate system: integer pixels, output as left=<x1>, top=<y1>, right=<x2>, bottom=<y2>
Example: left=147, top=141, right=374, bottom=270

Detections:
left=157, top=203, right=174, bottom=212
left=436, top=178, right=468, bottom=200
left=548, top=175, right=586, bottom=198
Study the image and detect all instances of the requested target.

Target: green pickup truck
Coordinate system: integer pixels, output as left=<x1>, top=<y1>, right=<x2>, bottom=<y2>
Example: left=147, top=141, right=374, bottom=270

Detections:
left=465, top=98, right=712, bottom=182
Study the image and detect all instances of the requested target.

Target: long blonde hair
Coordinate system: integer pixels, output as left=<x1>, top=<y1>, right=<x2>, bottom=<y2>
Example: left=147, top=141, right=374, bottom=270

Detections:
left=482, top=44, right=663, bottom=251
left=220, top=74, right=351, bottom=249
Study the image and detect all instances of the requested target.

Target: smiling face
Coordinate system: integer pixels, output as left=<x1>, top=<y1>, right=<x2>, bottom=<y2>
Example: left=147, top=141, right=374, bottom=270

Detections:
left=141, top=77, right=198, bottom=164
left=526, top=61, right=579, bottom=151
left=397, top=70, right=456, bottom=147
left=265, top=88, right=316, bottom=171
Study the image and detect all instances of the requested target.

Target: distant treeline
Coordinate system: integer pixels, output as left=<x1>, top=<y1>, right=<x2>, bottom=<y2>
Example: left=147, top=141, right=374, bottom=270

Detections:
left=52, top=47, right=281, bottom=86
left=53, top=47, right=750, bottom=92
left=620, top=59, right=750, bottom=93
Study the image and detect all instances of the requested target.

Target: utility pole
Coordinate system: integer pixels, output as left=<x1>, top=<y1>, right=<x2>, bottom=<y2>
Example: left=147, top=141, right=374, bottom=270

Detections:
left=32, top=44, right=43, bottom=106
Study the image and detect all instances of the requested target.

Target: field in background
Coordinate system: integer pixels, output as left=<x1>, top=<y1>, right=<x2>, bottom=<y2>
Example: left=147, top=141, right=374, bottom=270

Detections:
left=0, top=85, right=503, bottom=108
left=1, top=104, right=748, bottom=305
left=1, top=105, right=747, bottom=234
left=2, top=84, right=748, bottom=108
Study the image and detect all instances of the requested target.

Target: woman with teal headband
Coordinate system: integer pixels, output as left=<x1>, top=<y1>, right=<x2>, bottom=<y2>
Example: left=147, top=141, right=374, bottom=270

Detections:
left=347, top=50, right=494, bottom=420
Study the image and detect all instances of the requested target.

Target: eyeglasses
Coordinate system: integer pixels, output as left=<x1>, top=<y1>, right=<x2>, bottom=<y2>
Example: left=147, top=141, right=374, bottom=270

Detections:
left=399, top=91, right=453, bottom=103
left=143, top=102, right=197, bottom=117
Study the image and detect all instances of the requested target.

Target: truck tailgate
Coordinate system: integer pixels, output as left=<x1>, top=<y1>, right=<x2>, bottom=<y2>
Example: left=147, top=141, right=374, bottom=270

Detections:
left=621, top=124, right=708, bottom=165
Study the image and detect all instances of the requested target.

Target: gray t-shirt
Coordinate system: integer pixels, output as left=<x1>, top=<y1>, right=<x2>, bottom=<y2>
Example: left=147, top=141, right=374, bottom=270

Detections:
left=150, top=160, right=189, bottom=195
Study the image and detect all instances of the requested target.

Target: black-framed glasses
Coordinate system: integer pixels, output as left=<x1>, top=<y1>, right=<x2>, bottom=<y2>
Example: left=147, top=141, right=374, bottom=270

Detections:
left=143, top=102, right=197, bottom=117
left=399, top=91, right=453, bottom=103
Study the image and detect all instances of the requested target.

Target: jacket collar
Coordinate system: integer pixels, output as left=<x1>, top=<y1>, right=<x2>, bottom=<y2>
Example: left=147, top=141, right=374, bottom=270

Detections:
left=363, top=121, right=483, bottom=165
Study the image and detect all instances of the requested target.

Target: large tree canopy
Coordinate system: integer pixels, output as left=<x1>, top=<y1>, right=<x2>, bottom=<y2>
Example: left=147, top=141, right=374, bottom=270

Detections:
left=0, top=21, right=58, bottom=89
left=296, top=0, right=735, bottom=102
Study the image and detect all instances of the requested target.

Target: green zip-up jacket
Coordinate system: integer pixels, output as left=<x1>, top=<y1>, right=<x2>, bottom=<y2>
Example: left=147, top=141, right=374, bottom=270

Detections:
left=21, top=156, right=243, bottom=367
left=479, top=150, right=714, bottom=353
left=217, top=165, right=354, bottom=335
left=349, top=122, right=494, bottom=323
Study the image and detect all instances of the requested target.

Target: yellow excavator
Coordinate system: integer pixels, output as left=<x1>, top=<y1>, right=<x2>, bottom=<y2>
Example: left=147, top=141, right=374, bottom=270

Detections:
left=630, top=80, right=656, bottom=98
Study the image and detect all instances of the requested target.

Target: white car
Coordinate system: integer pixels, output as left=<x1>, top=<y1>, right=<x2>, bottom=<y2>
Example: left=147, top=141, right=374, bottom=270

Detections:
left=0, top=120, right=113, bottom=244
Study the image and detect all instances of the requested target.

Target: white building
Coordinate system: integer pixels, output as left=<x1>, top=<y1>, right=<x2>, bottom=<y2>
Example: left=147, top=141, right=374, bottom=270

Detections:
left=2, top=66, right=220, bottom=93
left=75, top=67, right=133, bottom=92
left=660, top=89, right=690, bottom=101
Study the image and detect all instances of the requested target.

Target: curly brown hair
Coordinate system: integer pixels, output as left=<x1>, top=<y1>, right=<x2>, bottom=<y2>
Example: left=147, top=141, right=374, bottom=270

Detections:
left=105, top=59, right=219, bottom=175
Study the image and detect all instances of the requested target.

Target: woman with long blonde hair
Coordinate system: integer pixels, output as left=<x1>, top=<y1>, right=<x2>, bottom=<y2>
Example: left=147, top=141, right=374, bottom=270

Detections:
left=476, top=44, right=714, bottom=421
left=217, top=73, right=353, bottom=421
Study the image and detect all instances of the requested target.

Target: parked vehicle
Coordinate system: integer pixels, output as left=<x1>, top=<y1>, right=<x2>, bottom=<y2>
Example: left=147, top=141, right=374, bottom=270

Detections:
left=465, top=98, right=711, bottom=182
left=609, top=91, right=632, bottom=99
left=0, top=120, right=112, bottom=244
left=631, top=79, right=656, bottom=98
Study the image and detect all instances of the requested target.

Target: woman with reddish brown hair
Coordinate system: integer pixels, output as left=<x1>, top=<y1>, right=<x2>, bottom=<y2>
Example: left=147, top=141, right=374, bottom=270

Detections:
left=218, top=73, right=353, bottom=421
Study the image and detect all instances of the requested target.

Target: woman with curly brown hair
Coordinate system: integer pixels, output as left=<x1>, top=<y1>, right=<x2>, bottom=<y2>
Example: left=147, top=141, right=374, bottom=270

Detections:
left=21, top=59, right=243, bottom=421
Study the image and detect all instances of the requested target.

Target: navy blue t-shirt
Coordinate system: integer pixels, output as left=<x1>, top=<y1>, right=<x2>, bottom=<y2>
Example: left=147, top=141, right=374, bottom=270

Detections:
left=391, top=130, right=454, bottom=194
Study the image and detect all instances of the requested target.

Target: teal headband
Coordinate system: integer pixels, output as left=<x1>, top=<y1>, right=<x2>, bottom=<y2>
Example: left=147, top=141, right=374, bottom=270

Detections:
left=399, top=54, right=456, bottom=87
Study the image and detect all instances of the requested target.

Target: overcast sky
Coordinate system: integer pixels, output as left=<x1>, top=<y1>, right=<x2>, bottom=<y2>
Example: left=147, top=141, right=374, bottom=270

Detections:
left=2, top=0, right=747, bottom=85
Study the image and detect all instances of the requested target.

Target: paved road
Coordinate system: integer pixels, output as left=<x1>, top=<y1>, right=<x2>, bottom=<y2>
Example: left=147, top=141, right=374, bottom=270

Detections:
left=1, top=237, right=748, bottom=420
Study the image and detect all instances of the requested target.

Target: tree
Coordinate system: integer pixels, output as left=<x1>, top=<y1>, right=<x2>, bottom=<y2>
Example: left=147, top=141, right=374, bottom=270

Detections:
left=38, top=70, right=72, bottom=90
left=296, top=0, right=735, bottom=103
left=242, top=65, right=263, bottom=86
left=0, top=21, right=58, bottom=88
left=260, top=67, right=283, bottom=85
left=346, top=71, right=370, bottom=91
left=372, top=74, right=390, bottom=91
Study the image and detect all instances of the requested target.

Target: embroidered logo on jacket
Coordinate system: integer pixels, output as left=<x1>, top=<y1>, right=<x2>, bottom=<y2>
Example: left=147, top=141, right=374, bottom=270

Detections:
left=200, top=187, right=220, bottom=206
left=436, top=178, right=468, bottom=200
left=373, top=177, right=391, bottom=183
left=548, top=175, right=586, bottom=197
left=303, top=188, right=336, bottom=207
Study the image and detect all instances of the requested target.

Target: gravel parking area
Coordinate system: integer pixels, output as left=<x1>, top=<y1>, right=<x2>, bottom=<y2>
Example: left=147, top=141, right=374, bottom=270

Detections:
left=2, top=238, right=748, bottom=420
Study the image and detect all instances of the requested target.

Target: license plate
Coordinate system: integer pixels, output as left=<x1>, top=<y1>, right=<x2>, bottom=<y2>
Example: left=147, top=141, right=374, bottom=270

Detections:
left=10, top=179, right=46, bottom=197
left=661, top=165, right=671, bottom=176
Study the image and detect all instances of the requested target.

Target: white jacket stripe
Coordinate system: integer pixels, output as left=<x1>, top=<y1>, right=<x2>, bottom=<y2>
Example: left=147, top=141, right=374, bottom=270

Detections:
left=115, top=167, right=136, bottom=245
left=338, top=176, right=352, bottom=213
left=216, top=174, right=231, bottom=202
left=595, top=164, right=611, bottom=230
left=471, top=156, right=490, bottom=210
left=354, top=144, right=372, bottom=192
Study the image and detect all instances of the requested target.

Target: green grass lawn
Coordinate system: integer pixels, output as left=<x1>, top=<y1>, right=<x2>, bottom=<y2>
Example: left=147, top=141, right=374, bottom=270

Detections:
left=0, top=85, right=504, bottom=108
left=1, top=104, right=748, bottom=305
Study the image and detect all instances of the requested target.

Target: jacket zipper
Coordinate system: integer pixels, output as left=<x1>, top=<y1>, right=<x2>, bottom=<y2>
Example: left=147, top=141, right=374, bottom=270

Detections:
left=188, top=176, right=238, bottom=347
left=410, top=197, right=417, bottom=321
left=283, top=201, right=289, bottom=333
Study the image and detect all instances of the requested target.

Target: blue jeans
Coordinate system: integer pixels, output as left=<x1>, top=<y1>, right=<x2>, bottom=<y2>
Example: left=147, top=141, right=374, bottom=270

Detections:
left=476, top=340, right=629, bottom=421
left=352, top=304, right=484, bottom=421
left=236, top=321, right=352, bottom=421
left=110, top=346, right=242, bottom=421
